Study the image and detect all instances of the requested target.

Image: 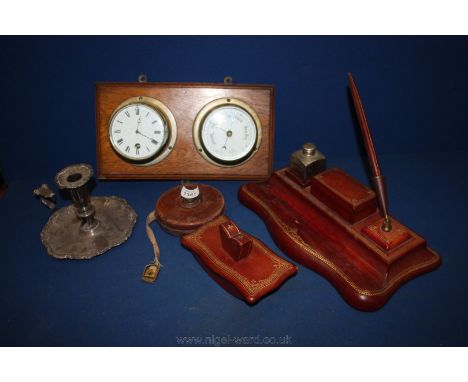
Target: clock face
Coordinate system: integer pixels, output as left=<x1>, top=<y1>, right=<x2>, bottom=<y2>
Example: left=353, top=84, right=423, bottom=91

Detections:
left=200, top=105, right=258, bottom=164
left=109, top=103, right=169, bottom=162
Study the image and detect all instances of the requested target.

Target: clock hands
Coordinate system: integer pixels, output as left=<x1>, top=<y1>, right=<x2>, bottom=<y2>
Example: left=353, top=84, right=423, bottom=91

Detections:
left=136, top=130, right=158, bottom=144
left=135, top=116, right=159, bottom=145
left=136, top=116, right=142, bottom=133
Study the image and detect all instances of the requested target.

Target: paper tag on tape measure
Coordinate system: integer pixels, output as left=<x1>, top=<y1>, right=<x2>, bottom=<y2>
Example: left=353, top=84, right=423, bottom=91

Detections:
left=180, top=185, right=200, bottom=200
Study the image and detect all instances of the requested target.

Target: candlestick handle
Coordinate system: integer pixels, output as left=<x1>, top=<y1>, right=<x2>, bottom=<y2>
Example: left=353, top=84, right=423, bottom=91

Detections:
left=33, top=184, right=56, bottom=210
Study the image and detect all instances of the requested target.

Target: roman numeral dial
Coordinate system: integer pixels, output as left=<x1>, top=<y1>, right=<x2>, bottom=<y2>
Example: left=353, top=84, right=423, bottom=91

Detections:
left=109, top=100, right=171, bottom=163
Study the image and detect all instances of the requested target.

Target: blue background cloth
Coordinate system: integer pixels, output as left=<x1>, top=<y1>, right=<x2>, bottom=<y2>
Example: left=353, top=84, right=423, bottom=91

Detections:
left=0, top=36, right=467, bottom=346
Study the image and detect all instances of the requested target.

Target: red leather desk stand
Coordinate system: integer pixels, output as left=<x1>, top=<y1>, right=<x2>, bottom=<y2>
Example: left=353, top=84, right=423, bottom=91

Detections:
left=181, top=215, right=297, bottom=304
left=239, top=167, right=441, bottom=311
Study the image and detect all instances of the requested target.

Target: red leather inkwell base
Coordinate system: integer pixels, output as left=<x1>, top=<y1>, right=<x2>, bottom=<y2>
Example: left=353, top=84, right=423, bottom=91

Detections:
left=181, top=215, right=297, bottom=304
left=239, top=167, right=441, bottom=311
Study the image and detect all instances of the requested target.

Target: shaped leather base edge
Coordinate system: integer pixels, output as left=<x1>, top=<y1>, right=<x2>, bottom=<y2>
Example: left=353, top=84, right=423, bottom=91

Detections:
left=181, top=215, right=297, bottom=304
left=238, top=172, right=441, bottom=311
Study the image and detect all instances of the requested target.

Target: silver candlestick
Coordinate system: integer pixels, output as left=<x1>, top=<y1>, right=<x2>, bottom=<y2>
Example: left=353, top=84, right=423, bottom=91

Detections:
left=34, top=163, right=137, bottom=260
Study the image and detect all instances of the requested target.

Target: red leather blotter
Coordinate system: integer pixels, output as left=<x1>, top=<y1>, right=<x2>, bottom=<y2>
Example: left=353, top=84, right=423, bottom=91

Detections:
left=181, top=215, right=297, bottom=304
left=239, top=167, right=441, bottom=311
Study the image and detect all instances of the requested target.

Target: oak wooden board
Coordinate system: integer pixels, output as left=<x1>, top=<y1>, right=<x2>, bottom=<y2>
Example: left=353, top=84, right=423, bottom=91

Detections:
left=96, top=82, right=275, bottom=180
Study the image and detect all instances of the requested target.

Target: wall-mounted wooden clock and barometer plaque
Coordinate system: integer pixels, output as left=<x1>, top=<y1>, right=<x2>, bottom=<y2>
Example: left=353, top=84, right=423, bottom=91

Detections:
left=96, top=78, right=274, bottom=179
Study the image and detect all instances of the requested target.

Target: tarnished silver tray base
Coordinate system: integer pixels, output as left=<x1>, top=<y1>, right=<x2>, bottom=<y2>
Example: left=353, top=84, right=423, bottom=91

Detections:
left=41, top=196, right=137, bottom=259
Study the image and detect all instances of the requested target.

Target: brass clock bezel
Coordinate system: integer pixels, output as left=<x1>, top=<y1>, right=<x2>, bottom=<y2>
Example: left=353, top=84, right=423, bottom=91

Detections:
left=192, top=97, right=262, bottom=167
left=108, top=96, right=177, bottom=166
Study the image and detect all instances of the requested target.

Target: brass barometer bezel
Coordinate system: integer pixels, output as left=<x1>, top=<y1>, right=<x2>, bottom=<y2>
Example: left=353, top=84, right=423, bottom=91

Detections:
left=192, top=97, right=262, bottom=167
left=108, top=96, right=177, bottom=166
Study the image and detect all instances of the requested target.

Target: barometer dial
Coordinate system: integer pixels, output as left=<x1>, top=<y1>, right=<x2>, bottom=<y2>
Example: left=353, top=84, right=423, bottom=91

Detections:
left=108, top=96, right=176, bottom=165
left=193, top=98, right=262, bottom=166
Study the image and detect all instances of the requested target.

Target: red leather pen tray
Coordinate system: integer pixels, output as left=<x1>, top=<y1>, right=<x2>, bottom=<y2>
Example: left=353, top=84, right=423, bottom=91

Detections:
left=181, top=215, right=297, bottom=304
left=239, top=167, right=441, bottom=311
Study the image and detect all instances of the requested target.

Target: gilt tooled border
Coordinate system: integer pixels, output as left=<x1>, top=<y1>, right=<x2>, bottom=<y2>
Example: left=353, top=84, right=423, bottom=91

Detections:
left=242, top=186, right=440, bottom=297
left=186, top=216, right=293, bottom=296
